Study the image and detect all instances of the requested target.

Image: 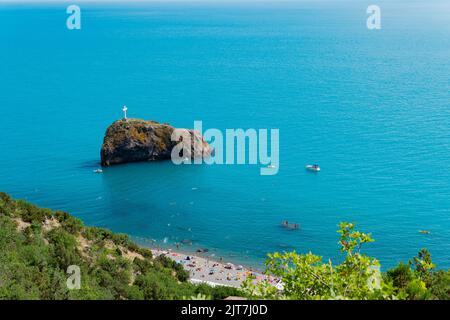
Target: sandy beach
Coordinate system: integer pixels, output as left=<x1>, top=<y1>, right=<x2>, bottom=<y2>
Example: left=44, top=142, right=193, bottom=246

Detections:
left=151, top=248, right=280, bottom=288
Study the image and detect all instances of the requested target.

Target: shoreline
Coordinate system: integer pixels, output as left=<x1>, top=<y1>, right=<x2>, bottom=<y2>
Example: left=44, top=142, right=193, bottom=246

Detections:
left=150, top=247, right=279, bottom=288
left=133, top=237, right=267, bottom=272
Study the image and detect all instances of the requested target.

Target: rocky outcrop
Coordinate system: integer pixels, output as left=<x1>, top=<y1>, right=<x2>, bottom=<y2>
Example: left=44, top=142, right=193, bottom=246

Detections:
left=100, top=118, right=213, bottom=166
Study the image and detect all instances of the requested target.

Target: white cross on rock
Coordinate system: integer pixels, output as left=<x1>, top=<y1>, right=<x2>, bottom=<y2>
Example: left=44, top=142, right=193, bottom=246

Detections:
left=122, top=105, right=128, bottom=120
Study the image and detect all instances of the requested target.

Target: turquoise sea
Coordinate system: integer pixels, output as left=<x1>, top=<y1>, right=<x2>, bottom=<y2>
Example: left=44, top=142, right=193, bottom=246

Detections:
left=1, top=1, right=449, bottom=269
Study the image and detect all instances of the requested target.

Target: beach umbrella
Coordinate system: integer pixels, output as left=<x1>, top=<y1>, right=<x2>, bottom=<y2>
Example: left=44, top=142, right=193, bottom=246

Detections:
left=275, top=281, right=285, bottom=291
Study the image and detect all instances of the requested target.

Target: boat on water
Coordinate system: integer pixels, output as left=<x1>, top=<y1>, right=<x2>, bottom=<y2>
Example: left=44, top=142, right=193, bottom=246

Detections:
left=93, top=169, right=103, bottom=173
left=281, top=220, right=300, bottom=230
left=419, top=230, right=430, bottom=235
left=266, top=165, right=276, bottom=169
left=305, top=164, right=320, bottom=172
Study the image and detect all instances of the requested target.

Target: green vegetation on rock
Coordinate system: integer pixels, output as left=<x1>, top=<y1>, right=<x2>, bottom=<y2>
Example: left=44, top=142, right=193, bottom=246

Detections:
left=100, top=118, right=213, bottom=166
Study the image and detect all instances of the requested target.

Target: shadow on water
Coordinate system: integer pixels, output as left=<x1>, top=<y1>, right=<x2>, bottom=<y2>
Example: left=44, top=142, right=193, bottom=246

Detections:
left=96, top=160, right=209, bottom=241
left=77, top=159, right=102, bottom=169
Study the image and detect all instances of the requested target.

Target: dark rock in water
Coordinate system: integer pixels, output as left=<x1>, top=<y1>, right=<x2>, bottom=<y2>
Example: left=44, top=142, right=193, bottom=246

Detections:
left=196, top=248, right=209, bottom=253
left=101, top=118, right=213, bottom=166
left=281, top=220, right=300, bottom=230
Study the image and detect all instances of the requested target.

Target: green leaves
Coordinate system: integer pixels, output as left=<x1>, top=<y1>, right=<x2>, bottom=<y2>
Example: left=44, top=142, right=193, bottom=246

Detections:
left=243, top=222, right=394, bottom=300
left=413, top=248, right=436, bottom=276
left=2, top=193, right=447, bottom=300
left=243, top=222, right=449, bottom=300
left=337, top=222, right=374, bottom=255
left=0, top=193, right=242, bottom=300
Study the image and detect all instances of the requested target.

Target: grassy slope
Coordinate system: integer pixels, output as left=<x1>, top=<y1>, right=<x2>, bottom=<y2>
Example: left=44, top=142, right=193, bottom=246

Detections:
left=0, top=192, right=240, bottom=300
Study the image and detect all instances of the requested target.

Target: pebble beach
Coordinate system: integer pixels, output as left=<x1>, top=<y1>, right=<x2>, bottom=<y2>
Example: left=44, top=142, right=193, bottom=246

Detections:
left=151, top=248, right=280, bottom=288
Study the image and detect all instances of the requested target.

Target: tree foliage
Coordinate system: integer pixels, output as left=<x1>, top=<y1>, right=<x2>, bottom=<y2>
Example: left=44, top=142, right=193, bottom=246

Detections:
left=1, top=192, right=447, bottom=300
left=0, top=192, right=242, bottom=300
left=243, top=223, right=449, bottom=300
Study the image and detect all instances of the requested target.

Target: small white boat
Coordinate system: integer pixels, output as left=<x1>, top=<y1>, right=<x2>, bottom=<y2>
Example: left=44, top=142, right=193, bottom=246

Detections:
left=305, top=164, right=320, bottom=172
left=93, top=169, right=103, bottom=173
left=266, top=165, right=276, bottom=169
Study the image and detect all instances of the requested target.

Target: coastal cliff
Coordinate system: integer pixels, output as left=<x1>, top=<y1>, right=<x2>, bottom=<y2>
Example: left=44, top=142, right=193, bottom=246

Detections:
left=100, top=119, right=213, bottom=166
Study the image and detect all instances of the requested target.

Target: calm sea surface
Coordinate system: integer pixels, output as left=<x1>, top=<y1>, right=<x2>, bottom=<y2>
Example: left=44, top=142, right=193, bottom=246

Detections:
left=1, top=1, right=449, bottom=269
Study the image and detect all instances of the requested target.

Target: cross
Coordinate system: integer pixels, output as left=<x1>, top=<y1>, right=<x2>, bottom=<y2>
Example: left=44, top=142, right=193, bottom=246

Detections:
left=122, top=105, right=128, bottom=120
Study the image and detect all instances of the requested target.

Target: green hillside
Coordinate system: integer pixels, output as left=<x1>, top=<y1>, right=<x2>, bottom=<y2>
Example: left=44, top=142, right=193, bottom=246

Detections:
left=0, top=192, right=239, bottom=300
left=1, top=192, right=448, bottom=300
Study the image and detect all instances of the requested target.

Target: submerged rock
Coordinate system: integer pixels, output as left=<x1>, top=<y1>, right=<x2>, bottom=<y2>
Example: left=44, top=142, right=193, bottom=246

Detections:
left=100, top=118, right=213, bottom=166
